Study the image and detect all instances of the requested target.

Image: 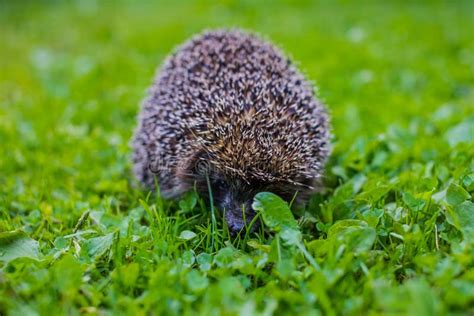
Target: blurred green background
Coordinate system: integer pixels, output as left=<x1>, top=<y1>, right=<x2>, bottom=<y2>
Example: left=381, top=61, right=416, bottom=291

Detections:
left=0, top=0, right=473, bottom=314
left=1, top=0, right=472, bottom=202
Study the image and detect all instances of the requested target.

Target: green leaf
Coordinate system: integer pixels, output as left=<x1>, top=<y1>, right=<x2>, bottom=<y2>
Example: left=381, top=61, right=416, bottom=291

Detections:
left=444, top=118, right=474, bottom=148
left=328, top=219, right=367, bottom=237
left=275, top=258, right=295, bottom=280
left=197, top=252, right=212, bottom=271
left=53, top=236, right=69, bottom=250
left=232, top=254, right=254, bottom=274
left=214, top=247, right=234, bottom=267
left=186, top=270, right=209, bottom=293
left=252, top=192, right=298, bottom=232
left=279, top=228, right=302, bottom=247
left=253, top=193, right=320, bottom=270
left=307, top=239, right=329, bottom=257
left=446, top=183, right=470, bottom=206
left=405, top=279, right=440, bottom=316
left=356, top=185, right=391, bottom=203
left=461, top=173, right=474, bottom=192
left=0, top=230, right=40, bottom=263
left=448, top=201, right=474, bottom=239
left=247, top=240, right=271, bottom=252
left=179, top=230, right=197, bottom=241
left=84, top=233, right=115, bottom=258
left=328, top=220, right=376, bottom=254
left=179, top=191, right=198, bottom=212
left=403, top=192, right=425, bottom=212
left=53, top=255, right=84, bottom=293
left=456, top=201, right=474, bottom=234
left=181, top=250, right=195, bottom=267
left=352, top=173, right=367, bottom=194
left=114, top=263, right=140, bottom=288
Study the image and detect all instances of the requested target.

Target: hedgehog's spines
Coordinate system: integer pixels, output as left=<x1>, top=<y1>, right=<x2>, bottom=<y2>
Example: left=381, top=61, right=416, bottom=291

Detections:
left=132, top=28, right=331, bottom=206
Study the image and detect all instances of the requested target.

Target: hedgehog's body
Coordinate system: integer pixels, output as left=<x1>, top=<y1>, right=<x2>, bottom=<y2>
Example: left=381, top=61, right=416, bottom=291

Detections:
left=132, top=30, right=330, bottom=233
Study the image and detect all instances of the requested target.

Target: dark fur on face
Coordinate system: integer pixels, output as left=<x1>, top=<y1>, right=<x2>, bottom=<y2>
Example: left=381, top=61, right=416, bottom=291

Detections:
left=189, top=158, right=309, bottom=234
left=198, top=174, right=259, bottom=234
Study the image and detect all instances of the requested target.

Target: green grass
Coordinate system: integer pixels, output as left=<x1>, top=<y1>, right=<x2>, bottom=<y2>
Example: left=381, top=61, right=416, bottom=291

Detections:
left=1, top=0, right=473, bottom=315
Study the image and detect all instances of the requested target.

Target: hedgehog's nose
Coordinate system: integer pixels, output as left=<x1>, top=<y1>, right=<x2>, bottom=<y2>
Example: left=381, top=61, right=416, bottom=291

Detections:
left=224, top=204, right=257, bottom=236
left=225, top=209, right=246, bottom=235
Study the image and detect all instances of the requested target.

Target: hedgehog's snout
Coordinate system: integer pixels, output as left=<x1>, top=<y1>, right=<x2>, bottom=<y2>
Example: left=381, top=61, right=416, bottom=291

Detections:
left=224, top=203, right=257, bottom=235
left=217, top=191, right=257, bottom=235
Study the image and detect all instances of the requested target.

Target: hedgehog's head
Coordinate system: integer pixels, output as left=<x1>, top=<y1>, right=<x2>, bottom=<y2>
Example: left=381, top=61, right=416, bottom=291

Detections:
left=184, top=159, right=259, bottom=234
left=205, top=175, right=259, bottom=234
left=175, top=106, right=328, bottom=235
left=184, top=154, right=313, bottom=235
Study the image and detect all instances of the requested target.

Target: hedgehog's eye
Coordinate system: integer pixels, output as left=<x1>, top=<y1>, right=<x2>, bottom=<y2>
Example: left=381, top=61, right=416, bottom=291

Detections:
left=212, top=179, right=227, bottom=191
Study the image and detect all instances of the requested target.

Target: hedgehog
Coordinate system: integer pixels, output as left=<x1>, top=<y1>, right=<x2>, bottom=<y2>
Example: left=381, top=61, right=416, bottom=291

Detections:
left=132, top=29, right=330, bottom=234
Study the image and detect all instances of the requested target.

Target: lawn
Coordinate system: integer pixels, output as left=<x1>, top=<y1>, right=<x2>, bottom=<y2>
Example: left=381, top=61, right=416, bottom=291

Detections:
left=1, top=0, right=473, bottom=315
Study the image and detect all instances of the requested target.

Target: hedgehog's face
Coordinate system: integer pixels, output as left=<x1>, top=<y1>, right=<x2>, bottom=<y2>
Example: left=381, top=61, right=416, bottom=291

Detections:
left=183, top=156, right=260, bottom=234
left=193, top=174, right=259, bottom=235
left=210, top=176, right=260, bottom=234
left=187, top=153, right=313, bottom=235
left=194, top=171, right=301, bottom=235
